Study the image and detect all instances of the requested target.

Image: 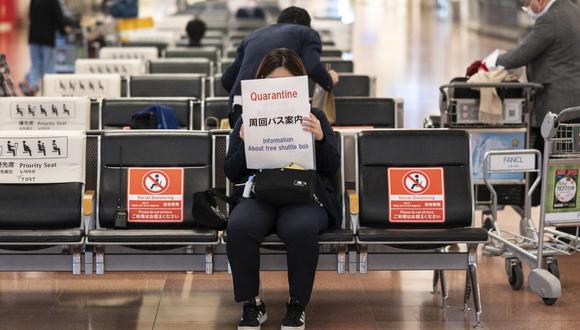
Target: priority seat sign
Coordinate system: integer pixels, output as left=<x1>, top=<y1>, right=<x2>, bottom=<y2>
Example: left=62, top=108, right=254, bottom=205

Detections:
left=387, top=167, right=445, bottom=223
left=127, top=168, right=184, bottom=223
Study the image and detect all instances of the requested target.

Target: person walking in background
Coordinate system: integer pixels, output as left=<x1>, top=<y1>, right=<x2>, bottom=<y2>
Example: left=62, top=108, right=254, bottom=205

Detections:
left=0, top=54, right=17, bottom=97
left=19, top=0, right=69, bottom=96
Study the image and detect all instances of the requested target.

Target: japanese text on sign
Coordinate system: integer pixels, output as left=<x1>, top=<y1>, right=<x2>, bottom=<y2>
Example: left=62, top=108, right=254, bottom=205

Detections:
left=241, top=75, right=314, bottom=169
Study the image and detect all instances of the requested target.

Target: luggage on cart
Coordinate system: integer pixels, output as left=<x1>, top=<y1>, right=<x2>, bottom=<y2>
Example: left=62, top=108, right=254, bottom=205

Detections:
left=437, top=80, right=543, bottom=229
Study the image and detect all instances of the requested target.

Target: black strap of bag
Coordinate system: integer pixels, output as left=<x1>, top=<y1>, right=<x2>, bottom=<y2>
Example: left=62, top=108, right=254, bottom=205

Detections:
left=253, top=168, right=316, bottom=206
left=192, top=188, right=236, bottom=230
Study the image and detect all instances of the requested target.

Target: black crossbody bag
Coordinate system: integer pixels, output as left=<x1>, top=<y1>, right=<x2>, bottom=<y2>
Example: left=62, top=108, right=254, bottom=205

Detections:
left=253, top=168, right=316, bottom=206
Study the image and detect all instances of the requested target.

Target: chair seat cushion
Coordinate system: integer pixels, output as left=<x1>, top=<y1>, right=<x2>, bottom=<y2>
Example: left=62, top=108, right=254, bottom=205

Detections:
left=0, top=229, right=83, bottom=243
left=88, top=229, right=218, bottom=243
left=357, top=227, right=488, bottom=243
left=223, top=228, right=354, bottom=244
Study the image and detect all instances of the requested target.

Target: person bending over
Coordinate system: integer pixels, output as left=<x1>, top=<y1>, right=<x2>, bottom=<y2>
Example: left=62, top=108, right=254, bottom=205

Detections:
left=222, top=6, right=339, bottom=127
left=224, top=48, right=341, bottom=330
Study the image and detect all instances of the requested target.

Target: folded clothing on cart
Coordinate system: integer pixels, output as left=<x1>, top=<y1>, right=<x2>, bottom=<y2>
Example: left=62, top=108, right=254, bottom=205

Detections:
left=468, top=69, right=518, bottom=125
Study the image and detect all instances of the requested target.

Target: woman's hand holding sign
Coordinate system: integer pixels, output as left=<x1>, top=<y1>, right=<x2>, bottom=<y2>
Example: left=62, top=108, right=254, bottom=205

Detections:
left=239, top=124, right=245, bottom=140
left=302, top=113, right=324, bottom=141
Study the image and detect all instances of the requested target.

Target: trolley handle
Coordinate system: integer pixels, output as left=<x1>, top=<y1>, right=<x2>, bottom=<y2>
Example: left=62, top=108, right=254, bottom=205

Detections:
left=555, top=106, right=580, bottom=123
left=541, top=106, right=580, bottom=139
left=439, top=82, right=544, bottom=94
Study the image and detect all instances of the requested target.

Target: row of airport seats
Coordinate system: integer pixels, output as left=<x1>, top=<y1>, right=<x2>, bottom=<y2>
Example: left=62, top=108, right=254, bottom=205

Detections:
left=44, top=70, right=374, bottom=101
left=91, top=96, right=401, bottom=130
left=69, top=46, right=366, bottom=99
left=0, top=93, right=486, bottom=324
left=0, top=126, right=487, bottom=325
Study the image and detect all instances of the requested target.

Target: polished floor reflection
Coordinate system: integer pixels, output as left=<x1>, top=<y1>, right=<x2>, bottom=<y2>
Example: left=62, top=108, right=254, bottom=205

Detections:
left=0, top=222, right=579, bottom=330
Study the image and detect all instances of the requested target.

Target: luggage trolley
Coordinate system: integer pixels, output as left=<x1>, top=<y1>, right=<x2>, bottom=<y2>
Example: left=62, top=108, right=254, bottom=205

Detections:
left=438, top=81, right=543, bottom=226
left=534, top=107, right=580, bottom=300
left=483, top=149, right=562, bottom=305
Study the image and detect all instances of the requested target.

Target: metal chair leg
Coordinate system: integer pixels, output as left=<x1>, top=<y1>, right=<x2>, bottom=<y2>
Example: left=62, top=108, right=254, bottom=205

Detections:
left=359, top=245, right=368, bottom=274
left=464, top=269, right=472, bottom=311
left=95, top=246, right=105, bottom=275
left=84, top=246, right=94, bottom=275
left=439, top=270, right=449, bottom=309
left=205, top=246, right=214, bottom=275
left=337, top=245, right=347, bottom=274
left=468, top=245, right=482, bottom=328
left=431, top=270, right=440, bottom=294
left=72, top=246, right=82, bottom=275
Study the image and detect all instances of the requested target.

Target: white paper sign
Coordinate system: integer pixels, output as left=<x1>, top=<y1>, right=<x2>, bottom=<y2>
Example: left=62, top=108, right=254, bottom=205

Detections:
left=0, top=97, right=90, bottom=131
left=75, top=59, right=146, bottom=75
left=43, top=74, right=121, bottom=98
left=99, top=47, right=159, bottom=61
left=0, top=130, right=85, bottom=184
left=489, top=153, right=536, bottom=172
left=241, top=75, right=314, bottom=169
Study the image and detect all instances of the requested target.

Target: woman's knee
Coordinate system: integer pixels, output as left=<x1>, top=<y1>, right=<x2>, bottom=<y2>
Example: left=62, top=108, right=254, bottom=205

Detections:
left=278, top=220, right=321, bottom=244
left=226, top=200, right=274, bottom=243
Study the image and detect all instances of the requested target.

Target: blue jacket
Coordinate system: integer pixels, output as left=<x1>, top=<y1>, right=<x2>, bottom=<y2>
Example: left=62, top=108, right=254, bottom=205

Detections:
left=222, top=24, right=333, bottom=112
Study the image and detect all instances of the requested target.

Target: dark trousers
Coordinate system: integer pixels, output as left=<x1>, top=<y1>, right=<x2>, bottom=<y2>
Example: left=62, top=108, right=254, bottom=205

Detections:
left=228, top=104, right=243, bottom=128
left=226, top=199, right=329, bottom=304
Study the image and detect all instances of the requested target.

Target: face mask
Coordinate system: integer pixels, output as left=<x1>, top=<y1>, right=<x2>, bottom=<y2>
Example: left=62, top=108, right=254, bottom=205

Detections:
left=523, top=6, right=542, bottom=20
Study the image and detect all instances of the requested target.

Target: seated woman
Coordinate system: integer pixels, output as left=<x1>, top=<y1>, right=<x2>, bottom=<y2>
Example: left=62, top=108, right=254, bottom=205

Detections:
left=225, top=48, right=341, bottom=330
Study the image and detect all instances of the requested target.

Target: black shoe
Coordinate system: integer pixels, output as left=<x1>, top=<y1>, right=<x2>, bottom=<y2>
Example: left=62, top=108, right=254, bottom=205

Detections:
left=238, top=300, right=267, bottom=330
left=281, top=298, right=305, bottom=330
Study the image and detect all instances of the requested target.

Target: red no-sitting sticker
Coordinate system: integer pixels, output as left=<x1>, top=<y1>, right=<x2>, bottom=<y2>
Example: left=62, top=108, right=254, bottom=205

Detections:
left=388, top=167, right=445, bottom=223
left=127, top=168, right=184, bottom=223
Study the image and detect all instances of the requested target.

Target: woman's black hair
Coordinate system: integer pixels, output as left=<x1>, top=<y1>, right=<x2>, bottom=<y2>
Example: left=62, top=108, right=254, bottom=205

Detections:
left=256, top=48, right=307, bottom=79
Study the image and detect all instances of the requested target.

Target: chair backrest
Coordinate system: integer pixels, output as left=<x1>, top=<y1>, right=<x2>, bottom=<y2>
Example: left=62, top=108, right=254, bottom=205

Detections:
left=100, top=97, right=200, bottom=130
left=219, top=58, right=234, bottom=73
left=309, top=74, right=372, bottom=97
left=334, top=97, right=396, bottom=128
left=321, top=57, right=353, bottom=73
left=203, top=97, right=229, bottom=129
left=201, top=38, right=224, bottom=51
left=0, top=130, right=84, bottom=229
left=321, top=48, right=343, bottom=58
left=43, top=74, right=122, bottom=98
left=0, top=96, right=91, bottom=130
left=333, top=131, right=346, bottom=227
left=97, top=131, right=212, bottom=229
left=129, top=74, right=205, bottom=99
left=165, top=47, right=220, bottom=63
left=75, top=59, right=147, bottom=75
left=334, top=74, right=372, bottom=97
left=149, top=58, right=213, bottom=75
left=99, top=47, right=158, bottom=61
left=357, top=130, right=473, bottom=229
left=211, top=74, right=229, bottom=97
left=122, top=41, right=169, bottom=56
left=225, top=47, right=237, bottom=59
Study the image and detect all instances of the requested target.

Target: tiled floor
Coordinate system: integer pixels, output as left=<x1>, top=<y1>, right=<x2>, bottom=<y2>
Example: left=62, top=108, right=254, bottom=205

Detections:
left=0, top=242, right=578, bottom=330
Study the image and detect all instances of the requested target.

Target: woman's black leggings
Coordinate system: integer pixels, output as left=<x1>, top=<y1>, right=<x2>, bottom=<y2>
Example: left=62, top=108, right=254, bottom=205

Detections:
left=226, top=199, right=329, bottom=305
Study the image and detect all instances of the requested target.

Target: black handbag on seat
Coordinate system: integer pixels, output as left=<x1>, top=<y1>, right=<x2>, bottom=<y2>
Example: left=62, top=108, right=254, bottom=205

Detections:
left=253, top=168, right=316, bottom=206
